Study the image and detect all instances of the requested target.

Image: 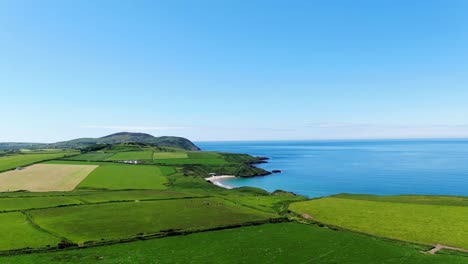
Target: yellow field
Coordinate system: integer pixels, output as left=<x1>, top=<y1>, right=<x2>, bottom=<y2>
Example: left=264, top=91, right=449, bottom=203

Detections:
left=0, top=164, right=98, bottom=192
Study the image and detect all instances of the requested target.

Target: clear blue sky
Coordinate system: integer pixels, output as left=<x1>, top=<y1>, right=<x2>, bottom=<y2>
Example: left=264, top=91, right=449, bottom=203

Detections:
left=1, top=0, right=468, bottom=142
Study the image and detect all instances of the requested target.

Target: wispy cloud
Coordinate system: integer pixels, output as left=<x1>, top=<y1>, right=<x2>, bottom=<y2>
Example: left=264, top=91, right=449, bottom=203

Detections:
left=81, top=125, right=189, bottom=131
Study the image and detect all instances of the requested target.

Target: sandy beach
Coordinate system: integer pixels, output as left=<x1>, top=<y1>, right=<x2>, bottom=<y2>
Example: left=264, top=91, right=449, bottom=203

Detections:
left=205, top=175, right=236, bottom=189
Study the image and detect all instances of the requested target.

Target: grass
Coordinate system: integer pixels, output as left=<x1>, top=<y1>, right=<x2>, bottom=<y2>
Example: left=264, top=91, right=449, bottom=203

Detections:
left=187, top=151, right=221, bottom=159
left=2, top=223, right=467, bottom=263
left=0, top=152, right=77, bottom=172
left=0, top=196, right=82, bottom=212
left=74, top=190, right=200, bottom=203
left=105, top=151, right=153, bottom=161
left=64, top=152, right=115, bottom=161
left=0, top=212, right=61, bottom=251
left=221, top=194, right=307, bottom=213
left=289, top=197, right=468, bottom=249
left=153, top=158, right=229, bottom=165
left=0, top=146, right=466, bottom=263
left=0, top=164, right=98, bottom=192
left=153, top=151, right=188, bottom=159
left=333, top=193, right=468, bottom=207
left=29, top=198, right=278, bottom=244
left=77, top=165, right=170, bottom=190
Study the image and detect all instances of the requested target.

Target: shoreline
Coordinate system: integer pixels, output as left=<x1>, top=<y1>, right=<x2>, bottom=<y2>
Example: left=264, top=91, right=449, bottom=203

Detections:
left=205, top=175, right=237, bottom=189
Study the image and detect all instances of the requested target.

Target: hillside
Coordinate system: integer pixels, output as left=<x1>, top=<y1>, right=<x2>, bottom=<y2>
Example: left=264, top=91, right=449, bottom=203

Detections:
left=0, top=132, right=200, bottom=151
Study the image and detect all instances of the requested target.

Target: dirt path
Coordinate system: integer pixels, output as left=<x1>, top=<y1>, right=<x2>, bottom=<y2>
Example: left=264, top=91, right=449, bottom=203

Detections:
left=302, top=213, right=313, bottom=220
left=426, top=244, right=468, bottom=254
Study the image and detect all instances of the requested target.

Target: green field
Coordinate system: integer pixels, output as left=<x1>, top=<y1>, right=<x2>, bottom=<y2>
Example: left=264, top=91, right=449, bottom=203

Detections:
left=222, top=194, right=307, bottom=213
left=187, top=151, right=221, bottom=159
left=2, top=223, right=467, bottom=264
left=153, top=151, right=188, bottom=159
left=0, top=152, right=77, bottom=172
left=73, top=190, right=200, bottom=203
left=0, top=212, right=61, bottom=251
left=64, top=152, right=115, bottom=161
left=153, top=158, right=229, bottom=165
left=0, top=196, right=82, bottom=212
left=333, top=193, right=468, bottom=207
left=29, top=198, right=278, bottom=243
left=0, top=145, right=466, bottom=262
left=77, top=165, right=170, bottom=190
left=105, top=151, right=153, bottom=161
left=290, top=196, right=468, bottom=248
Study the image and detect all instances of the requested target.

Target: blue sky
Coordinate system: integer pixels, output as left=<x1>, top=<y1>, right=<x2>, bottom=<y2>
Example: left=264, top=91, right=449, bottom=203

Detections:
left=1, top=0, right=468, bottom=142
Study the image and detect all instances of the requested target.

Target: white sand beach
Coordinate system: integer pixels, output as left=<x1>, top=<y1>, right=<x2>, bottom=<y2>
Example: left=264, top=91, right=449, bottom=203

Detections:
left=205, top=175, right=236, bottom=189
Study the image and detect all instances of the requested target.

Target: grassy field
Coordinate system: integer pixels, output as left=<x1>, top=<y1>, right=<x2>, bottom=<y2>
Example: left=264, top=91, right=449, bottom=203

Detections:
left=153, top=158, right=229, bottom=165
left=77, top=165, right=170, bottom=190
left=105, top=151, right=153, bottom=161
left=0, top=152, right=77, bottom=172
left=2, top=223, right=467, bottom=264
left=222, top=194, right=307, bottom=213
left=64, top=152, right=115, bottom=161
left=187, top=151, right=221, bottom=159
left=290, top=197, right=468, bottom=249
left=0, top=146, right=466, bottom=262
left=0, top=212, right=61, bottom=251
left=0, top=196, right=82, bottom=212
left=29, top=198, right=278, bottom=243
left=73, top=190, right=200, bottom=203
left=153, top=151, right=188, bottom=159
left=333, top=193, right=468, bottom=207
left=0, top=164, right=98, bottom=192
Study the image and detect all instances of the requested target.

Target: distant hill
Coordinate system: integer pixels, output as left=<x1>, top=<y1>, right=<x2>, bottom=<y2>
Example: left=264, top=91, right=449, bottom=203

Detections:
left=0, top=132, right=200, bottom=151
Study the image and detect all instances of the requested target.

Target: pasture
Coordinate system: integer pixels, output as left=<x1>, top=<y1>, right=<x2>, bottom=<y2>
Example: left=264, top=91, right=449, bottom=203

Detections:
left=153, top=151, right=188, bottom=159
left=76, top=165, right=170, bottom=190
left=73, top=190, right=200, bottom=203
left=289, top=197, right=468, bottom=249
left=0, top=152, right=77, bottom=172
left=29, top=198, right=278, bottom=243
left=64, top=152, right=115, bottom=161
left=105, top=151, right=153, bottom=161
left=0, top=196, right=82, bottom=212
left=0, top=212, right=61, bottom=251
left=0, top=164, right=98, bottom=192
left=2, top=223, right=467, bottom=264
left=152, top=158, right=229, bottom=165
left=332, top=193, right=468, bottom=207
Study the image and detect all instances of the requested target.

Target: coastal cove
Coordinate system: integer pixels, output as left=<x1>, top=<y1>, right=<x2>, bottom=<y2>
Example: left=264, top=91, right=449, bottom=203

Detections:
left=197, top=140, right=468, bottom=198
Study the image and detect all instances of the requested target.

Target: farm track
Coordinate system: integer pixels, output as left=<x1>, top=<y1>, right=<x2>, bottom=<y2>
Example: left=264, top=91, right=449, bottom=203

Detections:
left=426, top=244, right=468, bottom=254
left=294, top=213, right=468, bottom=256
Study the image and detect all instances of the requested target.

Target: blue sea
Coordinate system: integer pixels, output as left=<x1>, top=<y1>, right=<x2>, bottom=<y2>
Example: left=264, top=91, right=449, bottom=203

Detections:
left=197, top=140, right=468, bottom=198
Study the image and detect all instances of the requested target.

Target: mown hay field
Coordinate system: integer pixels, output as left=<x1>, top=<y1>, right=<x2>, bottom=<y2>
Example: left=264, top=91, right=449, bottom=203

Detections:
left=0, top=164, right=98, bottom=192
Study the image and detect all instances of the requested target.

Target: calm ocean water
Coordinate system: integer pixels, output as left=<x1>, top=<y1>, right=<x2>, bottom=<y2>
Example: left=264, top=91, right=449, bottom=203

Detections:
left=197, top=140, right=468, bottom=198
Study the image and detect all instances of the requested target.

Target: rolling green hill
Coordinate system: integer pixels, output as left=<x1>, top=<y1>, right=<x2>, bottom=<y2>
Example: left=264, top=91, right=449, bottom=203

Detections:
left=0, top=132, right=200, bottom=151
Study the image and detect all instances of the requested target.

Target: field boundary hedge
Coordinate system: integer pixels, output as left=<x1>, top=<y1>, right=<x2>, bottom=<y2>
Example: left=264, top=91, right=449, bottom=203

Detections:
left=0, top=217, right=289, bottom=256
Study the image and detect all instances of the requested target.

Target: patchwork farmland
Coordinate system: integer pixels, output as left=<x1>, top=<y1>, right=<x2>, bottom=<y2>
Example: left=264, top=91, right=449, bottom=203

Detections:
left=0, top=143, right=466, bottom=263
